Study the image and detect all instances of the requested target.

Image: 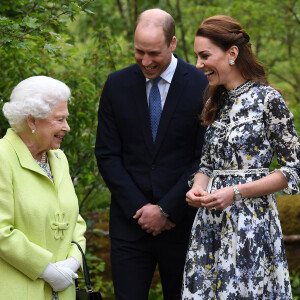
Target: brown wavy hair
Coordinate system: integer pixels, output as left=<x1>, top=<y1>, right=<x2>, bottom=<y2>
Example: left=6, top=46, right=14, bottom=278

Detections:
left=196, top=15, right=270, bottom=125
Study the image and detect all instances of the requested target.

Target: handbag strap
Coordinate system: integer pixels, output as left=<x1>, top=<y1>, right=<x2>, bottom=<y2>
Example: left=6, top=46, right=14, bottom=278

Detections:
left=71, top=241, right=93, bottom=292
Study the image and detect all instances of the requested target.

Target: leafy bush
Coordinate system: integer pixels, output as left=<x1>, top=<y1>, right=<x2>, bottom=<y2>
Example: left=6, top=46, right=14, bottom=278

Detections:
left=291, top=271, right=300, bottom=299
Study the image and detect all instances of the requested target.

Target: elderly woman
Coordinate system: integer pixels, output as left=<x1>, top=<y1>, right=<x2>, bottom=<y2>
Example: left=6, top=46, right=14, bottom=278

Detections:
left=0, top=76, right=86, bottom=300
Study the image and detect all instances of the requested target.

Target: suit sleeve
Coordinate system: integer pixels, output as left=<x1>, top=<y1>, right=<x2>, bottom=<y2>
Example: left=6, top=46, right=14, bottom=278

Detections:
left=0, top=151, right=53, bottom=280
left=158, top=123, right=205, bottom=223
left=95, top=77, right=149, bottom=219
left=157, top=68, right=207, bottom=223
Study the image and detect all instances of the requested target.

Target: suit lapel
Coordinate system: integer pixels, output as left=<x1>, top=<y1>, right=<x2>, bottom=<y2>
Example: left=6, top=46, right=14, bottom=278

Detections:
left=4, top=129, right=65, bottom=187
left=48, top=150, right=65, bottom=190
left=5, top=129, right=47, bottom=177
left=153, top=58, right=188, bottom=158
left=132, top=59, right=189, bottom=158
left=133, top=66, right=155, bottom=154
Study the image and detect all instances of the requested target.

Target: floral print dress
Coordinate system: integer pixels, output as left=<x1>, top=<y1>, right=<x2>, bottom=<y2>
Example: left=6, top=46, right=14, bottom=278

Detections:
left=182, top=81, right=300, bottom=300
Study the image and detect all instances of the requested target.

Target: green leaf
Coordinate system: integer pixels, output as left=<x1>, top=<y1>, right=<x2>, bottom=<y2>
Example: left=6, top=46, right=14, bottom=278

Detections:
left=23, top=16, right=39, bottom=29
left=0, top=37, right=12, bottom=43
left=43, top=43, right=57, bottom=53
left=83, top=9, right=95, bottom=15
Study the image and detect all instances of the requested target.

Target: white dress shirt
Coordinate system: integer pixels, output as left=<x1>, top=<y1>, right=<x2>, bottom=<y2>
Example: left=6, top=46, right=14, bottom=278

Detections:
left=146, top=54, right=178, bottom=109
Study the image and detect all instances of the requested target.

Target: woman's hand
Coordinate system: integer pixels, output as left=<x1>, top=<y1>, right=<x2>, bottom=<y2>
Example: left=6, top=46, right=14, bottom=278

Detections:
left=198, top=186, right=235, bottom=210
left=186, top=185, right=209, bottom=208
left=39, top=262, right=78, bottom=291
left=54, top=257, right=80, bottom=273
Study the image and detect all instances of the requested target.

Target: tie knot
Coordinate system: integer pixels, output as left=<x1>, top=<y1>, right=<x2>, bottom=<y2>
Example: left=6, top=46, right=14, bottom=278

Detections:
left=152, top=76, right=161, bottom=86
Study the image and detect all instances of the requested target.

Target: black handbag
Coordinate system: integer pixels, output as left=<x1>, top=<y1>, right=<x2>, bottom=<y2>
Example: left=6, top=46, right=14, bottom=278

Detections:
left=72, top=241, right=103, bottom=300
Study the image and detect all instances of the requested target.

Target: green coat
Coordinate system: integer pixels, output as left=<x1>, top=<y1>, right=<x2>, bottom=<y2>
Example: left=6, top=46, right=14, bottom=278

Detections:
left=0, top=129, right=86, bottom=300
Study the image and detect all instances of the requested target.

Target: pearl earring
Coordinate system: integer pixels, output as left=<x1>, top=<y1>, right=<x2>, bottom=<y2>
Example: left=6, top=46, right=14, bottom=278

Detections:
left=229, top=60, right=235, bottom=66
left=32, top=129, right=36, bottom=134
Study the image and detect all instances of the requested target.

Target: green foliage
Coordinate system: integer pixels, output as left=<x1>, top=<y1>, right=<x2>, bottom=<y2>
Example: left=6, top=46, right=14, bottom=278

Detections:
left=149, top=283, right=164, bottom=300
left=291, top=271, right=300, bottom=299
left=77, top=250, right=115, bottom=299
left=0, top=0, right=98, bottom=137
left=0, top=0, right=125, bottom=211
left=277, top=194, right=300, bottom=235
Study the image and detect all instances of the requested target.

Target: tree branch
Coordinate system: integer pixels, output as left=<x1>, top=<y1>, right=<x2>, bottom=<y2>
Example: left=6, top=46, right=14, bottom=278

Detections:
left=115, top=0, right=125, bottom=18
left=115, top=0, right=131, bottom=40
left=283, top=234, right=300, bottom=243
left=269, top=71, right=296, bottom=90
left=21, top=1, right=38, bottom=23
left=176, top=0, right=189, bottom=62
left=79, top=183, right=97, bottom=211
left=81, top=0, right=94, bottom=9
left=133, top=0, right=138, bottom=23
left=286, top=3, right=300, bottom=24
left=86, top=228, right=109, bottom=237
left=0, top=0, right=94, bottom=48
left=166, top=0, right=174, bottom=10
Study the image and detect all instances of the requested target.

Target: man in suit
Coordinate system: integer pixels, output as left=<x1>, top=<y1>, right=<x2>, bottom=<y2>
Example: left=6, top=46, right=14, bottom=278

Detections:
left=95, top=8, right=207, bottom=300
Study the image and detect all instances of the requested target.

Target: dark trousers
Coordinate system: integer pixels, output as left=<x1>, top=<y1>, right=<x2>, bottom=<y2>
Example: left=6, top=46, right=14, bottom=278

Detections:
left=111, top=235, right=188, bottom=300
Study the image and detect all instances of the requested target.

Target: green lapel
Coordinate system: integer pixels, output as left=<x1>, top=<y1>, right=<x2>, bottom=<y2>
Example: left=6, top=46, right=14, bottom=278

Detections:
left=4, top=129, right=66, bottom=187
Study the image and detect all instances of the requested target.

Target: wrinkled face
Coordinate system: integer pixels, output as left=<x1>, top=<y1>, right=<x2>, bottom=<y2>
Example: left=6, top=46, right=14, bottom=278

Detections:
left=134, top=25, right=177, bottom=79
left=34, top=101, right=70, bottom=152
left=194, top=36, right=233, bottom=88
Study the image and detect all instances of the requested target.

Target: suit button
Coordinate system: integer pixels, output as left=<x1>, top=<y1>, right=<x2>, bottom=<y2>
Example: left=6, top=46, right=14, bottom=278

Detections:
left=151, top=164, right=156, bottom=170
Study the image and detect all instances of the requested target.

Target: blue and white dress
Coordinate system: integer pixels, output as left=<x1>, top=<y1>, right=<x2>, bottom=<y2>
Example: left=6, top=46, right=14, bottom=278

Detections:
left=182, top=81, right=300, bottom=299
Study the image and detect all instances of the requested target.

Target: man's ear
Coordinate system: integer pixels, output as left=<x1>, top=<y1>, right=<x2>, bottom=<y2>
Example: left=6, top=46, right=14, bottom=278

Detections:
left=170, top=36, right=177, bottom=52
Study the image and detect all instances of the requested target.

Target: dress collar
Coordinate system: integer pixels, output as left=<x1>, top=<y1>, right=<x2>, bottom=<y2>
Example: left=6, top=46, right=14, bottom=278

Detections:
left=227, top=80, right=255, bottom=99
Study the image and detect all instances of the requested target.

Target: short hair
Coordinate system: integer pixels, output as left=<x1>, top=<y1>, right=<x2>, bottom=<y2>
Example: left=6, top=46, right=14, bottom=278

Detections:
left=3, top=75, right=71, bottom=132
left=163, top=14, right=175, bottom=46
left=135, top=9, right=175, bottom=46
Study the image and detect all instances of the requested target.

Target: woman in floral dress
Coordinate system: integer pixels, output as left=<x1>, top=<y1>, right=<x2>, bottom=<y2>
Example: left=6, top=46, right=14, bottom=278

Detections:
left=182, top=15, right=300, bottom=299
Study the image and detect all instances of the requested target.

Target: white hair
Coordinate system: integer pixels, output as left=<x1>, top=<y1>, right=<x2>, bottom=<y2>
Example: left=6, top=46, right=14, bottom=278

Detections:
left=3, top=75, right=71, bottom=132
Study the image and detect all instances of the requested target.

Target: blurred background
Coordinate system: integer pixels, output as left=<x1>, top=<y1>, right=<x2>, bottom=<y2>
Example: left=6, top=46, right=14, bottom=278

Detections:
left=0, top=0, right=299, bottom=298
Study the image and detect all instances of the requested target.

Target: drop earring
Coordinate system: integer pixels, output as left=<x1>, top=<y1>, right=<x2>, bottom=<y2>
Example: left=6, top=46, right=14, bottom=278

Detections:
left=229, top=60, right=235, bottom=66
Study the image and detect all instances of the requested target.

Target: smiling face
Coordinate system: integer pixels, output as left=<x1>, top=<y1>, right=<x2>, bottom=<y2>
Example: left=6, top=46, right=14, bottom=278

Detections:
left=134, top=25, right=177, bottom=79
left=32, top=101, right=70, bottom=154
left=194, top=36, right=242, bottom=90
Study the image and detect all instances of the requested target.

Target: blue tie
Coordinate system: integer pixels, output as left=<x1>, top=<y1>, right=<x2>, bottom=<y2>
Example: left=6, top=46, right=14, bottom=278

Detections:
left=149, top=77, right=162, bottom=142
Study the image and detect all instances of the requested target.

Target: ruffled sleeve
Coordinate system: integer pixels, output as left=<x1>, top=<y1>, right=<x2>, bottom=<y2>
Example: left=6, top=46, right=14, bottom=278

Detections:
left=264, top=89, right=300, bottom=194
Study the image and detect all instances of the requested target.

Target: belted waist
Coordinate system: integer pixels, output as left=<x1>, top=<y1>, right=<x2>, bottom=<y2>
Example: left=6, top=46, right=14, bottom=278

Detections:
left=206, top=168, right=269, bottom=193
left=211, top=168, right=269, bottom=176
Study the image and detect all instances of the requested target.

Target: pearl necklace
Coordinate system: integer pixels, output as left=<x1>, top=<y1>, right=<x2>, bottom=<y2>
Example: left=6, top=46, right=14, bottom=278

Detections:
left=41, top=152, right=47, bottom=163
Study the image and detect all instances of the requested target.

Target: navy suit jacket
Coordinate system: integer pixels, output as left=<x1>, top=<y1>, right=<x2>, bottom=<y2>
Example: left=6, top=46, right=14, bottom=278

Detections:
left=95, top=55, right=208, bottom=242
